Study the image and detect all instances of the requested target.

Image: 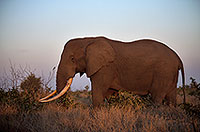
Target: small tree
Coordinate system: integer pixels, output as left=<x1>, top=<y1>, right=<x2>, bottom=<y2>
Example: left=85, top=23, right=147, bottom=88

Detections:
left=20, top=73, right=42, bottom=94
left=19, top=73, right=44, bottom=112
left=188, top=77, right=200, bottom=100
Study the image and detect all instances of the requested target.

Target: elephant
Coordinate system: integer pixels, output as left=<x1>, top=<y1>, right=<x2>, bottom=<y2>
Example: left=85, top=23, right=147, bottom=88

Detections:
left=39, top=36, right=185, bottom=107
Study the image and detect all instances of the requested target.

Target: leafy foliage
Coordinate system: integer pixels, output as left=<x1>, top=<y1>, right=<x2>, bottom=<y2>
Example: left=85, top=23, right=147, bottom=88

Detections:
left=0, top=73, right=45, bottom=113
left=1, top=64, right=200, bottom=121
left=0, top=67, right=200, bottom=131
left=0, top=73, right=78, bottom=113
left=56, top=92, right=78, bottom=108
left=179, top=77, right=200, bottom=118
left=0, top=88, right=20, bottom=106
left=18, top=73, right=44, bottom=112
left=188, top=77, right=200, bottom=100
left=107, top=90, right=153, bottom=109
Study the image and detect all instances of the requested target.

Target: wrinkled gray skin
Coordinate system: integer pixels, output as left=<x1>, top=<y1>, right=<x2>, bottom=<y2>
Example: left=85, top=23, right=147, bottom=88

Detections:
left=57, top=37, right=185, bottom=107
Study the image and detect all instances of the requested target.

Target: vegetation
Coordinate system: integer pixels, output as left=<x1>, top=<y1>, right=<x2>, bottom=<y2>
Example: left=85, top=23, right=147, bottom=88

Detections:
left=0, top=65, right=199, bottom=131
left=178, top=77, right=200, bottom=118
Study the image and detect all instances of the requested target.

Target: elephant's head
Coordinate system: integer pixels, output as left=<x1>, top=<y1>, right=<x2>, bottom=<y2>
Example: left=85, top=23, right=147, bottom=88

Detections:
left=39, top=37, right=115, bottom=102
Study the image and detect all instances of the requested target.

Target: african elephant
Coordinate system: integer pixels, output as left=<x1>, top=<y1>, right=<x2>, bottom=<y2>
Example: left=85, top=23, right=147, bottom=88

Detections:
left=40, top=36, right=185, bottom=107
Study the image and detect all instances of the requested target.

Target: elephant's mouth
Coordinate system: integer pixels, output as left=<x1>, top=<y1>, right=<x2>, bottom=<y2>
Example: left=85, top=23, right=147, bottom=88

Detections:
left=39, top=78, right=73, bottom=102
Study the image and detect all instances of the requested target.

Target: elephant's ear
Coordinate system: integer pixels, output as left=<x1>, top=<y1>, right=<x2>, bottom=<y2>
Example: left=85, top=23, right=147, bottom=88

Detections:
left=86, top=39, right=115, bottom=77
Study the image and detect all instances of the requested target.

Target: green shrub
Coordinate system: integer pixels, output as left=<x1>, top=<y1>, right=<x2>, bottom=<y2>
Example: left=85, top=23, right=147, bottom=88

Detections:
left=107, top=90, right=152, bottom=109
left=188, top=77, right=200, bottom=100
left=0, top=73, right=46, bottom=113
left=56, top=91, right=78, bottom=108
left=18, top=73, right=44, bottom=112
left=179, top=77, right=200, bottom=118
left=0, top=88, right=20, bottom=106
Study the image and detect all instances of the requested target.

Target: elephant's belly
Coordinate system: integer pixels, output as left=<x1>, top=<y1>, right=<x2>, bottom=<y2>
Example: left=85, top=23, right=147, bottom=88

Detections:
left=119, top=71, right=153, bottom=95
left=124, top=81, right=150, bottom=95
left=125, top=83, right=150, bottom=95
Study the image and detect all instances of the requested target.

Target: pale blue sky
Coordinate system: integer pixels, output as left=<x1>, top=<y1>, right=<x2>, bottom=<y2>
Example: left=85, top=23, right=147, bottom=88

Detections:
left=0, top=0, right=200, bottom=90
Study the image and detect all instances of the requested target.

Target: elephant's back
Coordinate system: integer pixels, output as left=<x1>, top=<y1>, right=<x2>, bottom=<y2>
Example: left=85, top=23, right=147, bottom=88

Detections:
left=133, top=39, right=182, bottom=65
left=110, top=39, right=182, bottom=65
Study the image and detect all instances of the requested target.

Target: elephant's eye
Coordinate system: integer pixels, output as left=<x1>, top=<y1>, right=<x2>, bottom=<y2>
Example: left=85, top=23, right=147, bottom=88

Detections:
left=71, top=57, right=75, bottom=63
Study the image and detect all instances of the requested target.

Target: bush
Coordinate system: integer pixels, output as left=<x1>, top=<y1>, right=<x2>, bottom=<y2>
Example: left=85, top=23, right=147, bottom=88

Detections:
left=0, top=73, right=45, bottom=113
left=18, top=73, right=44, bottom=112
left=0, top=88, right=20, bottom=106
left=56, top=91, right=78, bottom=108
left=107, top=90, right=152, bottom=109
left=0, top=63, right=81, bottom=112
left=179, top=77, right=200, bottom=118
left=188, top=77, right=200, bottom=100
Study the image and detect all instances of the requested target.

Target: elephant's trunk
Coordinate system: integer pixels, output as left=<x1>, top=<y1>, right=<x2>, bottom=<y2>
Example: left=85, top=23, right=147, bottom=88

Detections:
left=39, top=78, right=73, bottom=102
left=39, top=61, right=74, bottom=102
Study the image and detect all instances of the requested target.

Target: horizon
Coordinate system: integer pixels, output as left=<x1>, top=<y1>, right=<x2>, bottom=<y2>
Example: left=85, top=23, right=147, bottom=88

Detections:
left=0, top=0, right=200, bottom=90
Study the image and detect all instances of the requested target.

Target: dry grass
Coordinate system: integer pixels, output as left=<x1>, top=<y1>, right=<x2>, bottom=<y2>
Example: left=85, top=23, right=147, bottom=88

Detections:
left=0, top=104, right=199, bottom=132
left=177, top=90, right=200, bottom=106
left=1, top=65, right=199, bottom=131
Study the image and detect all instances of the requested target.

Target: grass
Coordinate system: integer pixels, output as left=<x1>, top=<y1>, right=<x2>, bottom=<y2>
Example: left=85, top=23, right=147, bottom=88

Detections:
left=0, top=97, right=199, bottom=132
left=0, top=104, right=199, bottom=132
left=0, top=70, right=199, bottom=132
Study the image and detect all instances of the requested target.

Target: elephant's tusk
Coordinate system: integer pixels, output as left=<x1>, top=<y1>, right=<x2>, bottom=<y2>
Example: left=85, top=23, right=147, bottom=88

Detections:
left=39, top=90, right=57, bottom=102
left=39, top=78, right=73, bottom=103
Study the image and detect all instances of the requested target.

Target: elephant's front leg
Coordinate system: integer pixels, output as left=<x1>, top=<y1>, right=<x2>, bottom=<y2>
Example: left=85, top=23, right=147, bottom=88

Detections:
left=91, top=76, right=110, bottom=107
left=90, top=66, right=115, bottom=107
left=91, top=83, right=105, bottom=107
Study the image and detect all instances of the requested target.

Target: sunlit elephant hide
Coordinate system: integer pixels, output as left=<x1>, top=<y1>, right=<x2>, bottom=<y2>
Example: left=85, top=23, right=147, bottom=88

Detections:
left=40, top=36, right=185, bottom=107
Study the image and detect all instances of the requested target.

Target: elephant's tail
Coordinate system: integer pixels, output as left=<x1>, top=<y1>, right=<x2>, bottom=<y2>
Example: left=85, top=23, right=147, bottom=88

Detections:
left=179, top=62, right=186, bottom=104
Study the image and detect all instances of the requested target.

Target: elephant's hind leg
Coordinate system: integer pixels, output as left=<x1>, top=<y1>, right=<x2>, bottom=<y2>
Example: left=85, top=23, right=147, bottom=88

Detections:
left=165, top=85, right=177, bottom=107
left=150, top=68, right=178, bottom=106
left=150, top=79, right=170, bottom=105
left=151, top=93, right=165, bottom=105
left=165, top=71, right=178, bottom=107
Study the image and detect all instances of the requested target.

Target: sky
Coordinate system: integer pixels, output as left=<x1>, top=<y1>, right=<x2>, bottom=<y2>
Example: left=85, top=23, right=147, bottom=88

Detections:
left=0, top=0, right=200, bottom=91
